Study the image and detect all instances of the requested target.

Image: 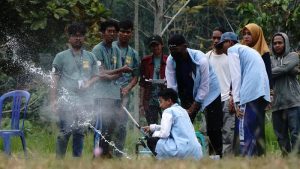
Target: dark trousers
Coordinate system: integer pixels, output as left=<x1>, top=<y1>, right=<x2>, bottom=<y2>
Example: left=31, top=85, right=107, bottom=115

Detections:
left=146, top=137, right=159, bottom=156
left=205, top=95, right=223, bottom=156
left=236, top=97, right=268, bottom=156
left=272, top=107, right=300, bottom=156
left=94, top=98, right=121, bottom=157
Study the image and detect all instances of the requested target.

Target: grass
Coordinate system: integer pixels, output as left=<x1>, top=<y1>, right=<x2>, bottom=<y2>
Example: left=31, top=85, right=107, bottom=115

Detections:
left=0, top=111, right=295, bottom=169
left=0, top=154, right=299, bottom=169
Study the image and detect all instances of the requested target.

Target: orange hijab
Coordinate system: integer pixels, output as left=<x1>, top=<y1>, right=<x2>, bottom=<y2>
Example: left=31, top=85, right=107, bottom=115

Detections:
left=241, top=23, right=270, bottom=56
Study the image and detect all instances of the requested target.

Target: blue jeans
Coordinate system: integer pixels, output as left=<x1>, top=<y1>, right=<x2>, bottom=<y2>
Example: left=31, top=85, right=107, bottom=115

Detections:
left=272, top=107, right=300, bottom=155
left=56, top=112, right=85, bottom=158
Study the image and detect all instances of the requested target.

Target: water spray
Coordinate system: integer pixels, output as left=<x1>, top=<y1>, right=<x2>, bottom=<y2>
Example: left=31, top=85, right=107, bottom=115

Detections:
left=83, top=122, right=132, bottom=159
left=121, top=105, right=154, bottom=156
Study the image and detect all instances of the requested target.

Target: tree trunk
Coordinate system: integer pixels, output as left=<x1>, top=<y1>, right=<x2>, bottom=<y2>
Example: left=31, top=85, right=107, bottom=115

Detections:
left=134, top=0, right=139, bottom=52
left=153, top=0, right=164, bottom=35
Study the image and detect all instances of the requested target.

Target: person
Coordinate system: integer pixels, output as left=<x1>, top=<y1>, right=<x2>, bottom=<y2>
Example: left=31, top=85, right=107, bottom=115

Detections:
left=50, top=22, right=99, bottom=158
left=112, top=20, right=139, bottom=157
left=270, top=32, right=300, bottom=156
left=241, top=23, right=272, bottom=89
left=166, top=34, right=223, bottom=157
left=91, top=20, right=132, bottom=158
left=216, top=32, right=270, bottom=156
left=139, top=35, right=168, bottom=125
left=206, top=27, right=235, bottom=155
left=142, top=88, right=203, bottom=160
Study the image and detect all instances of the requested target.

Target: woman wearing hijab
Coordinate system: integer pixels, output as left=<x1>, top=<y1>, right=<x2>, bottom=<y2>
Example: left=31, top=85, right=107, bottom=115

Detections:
left=241, top=23, right=272, bottom=89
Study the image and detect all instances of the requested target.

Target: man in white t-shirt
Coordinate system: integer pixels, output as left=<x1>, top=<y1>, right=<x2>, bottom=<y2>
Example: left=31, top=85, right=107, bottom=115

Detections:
left=205, top=27, right=235, bottom=155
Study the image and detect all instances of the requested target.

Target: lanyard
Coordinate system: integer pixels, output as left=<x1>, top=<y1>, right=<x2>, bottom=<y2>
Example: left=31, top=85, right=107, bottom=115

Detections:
left=103, top=45, right=116, bottom=70
left=118, top=42, right=129, bottom=65
left=70, top=49, right=83, bottom=77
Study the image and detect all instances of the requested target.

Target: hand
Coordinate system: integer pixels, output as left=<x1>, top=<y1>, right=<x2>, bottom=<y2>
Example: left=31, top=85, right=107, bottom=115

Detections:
left=142, top=126, right=150, bottom=134
left=121, top=65, right=133, bottom=73
left=187, top=102, right=200, bottom=115
left=121, top=86, right=130, bottom=96
left=235, top=106, right=244, bottom=119
left=81, top=80, right=92, bottom=90
left=229, top=96, right=236, bottom=114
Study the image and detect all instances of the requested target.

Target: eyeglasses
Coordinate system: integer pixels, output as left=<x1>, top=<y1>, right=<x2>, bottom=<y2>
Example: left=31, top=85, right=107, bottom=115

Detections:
left=70, top=34, right=84, bottom=38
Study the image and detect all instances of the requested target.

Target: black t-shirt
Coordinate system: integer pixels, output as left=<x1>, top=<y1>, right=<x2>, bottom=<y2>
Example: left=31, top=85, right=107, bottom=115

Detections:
left=175, top=55, right=194, bottom=109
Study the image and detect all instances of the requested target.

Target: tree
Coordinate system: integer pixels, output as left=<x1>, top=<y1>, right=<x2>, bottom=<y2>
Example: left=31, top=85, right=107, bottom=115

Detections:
left=237, top=0, right=300, bottom=50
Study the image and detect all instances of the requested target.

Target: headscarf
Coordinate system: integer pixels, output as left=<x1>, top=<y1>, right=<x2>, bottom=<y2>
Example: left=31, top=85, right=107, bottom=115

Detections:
left=241, top=23, right=270, bottom=56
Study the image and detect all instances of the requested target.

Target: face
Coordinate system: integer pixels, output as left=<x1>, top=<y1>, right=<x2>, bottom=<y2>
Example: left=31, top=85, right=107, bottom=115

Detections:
left=102, top=26, right=117, bottom=44
left=242, top=28, right=253, bottom=46
left=150, top=43, right=163, bottom=56
left=169, top=44, right=186, bottom=60
left=158, top=97, right=173, bottom=110
left=222, top=40, right=232, bottom=55
left=273, top=35, right=285, bottom=55
left=118, top=28, right=132, bottom=44
left=68, top=32, right=85, bottom=49
left=212, top=30, right=222, bottom=47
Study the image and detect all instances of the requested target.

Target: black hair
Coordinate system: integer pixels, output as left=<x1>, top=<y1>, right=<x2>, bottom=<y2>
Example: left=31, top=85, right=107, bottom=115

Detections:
left=213, top=27, right=227, bottom=34
left=168, top=34, right=187, bottom=47
left=158, top=88, right=178, bottom=103
left=67, top=22, right=86, bottom=35
left=119, top=20, right=133, bottom=30
left=100, top=20, right=119, bottom=33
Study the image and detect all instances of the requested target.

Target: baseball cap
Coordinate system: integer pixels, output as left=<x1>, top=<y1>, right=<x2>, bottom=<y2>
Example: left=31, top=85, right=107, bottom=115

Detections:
left=168, top=34, right=187, bottom=48
left=149, top=35, right=163, bottom=46
left=216, top=32, right=239, bottom=48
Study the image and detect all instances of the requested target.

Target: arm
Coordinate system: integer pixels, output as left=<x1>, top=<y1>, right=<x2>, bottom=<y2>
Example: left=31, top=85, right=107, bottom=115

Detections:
left=121, top=76, right=138, bottom=96
left=121, top=52, right=140, bottom=95
left=150, top=111, right=173, bottom=138
left=194, top=57, right=209, bottom=103
left=228, top=51, right=241, bottom=104
left=50, top=74, right=59, bottom=113
left=262, top=53, right=273, bottom=89
left=165, top=56, right=178, bottom=91
left=272, top=54, right=299, bottom=78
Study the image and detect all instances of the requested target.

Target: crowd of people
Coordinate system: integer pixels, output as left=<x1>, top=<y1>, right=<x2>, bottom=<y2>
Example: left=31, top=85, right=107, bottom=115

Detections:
left=50, top=20, right=300, bottom=160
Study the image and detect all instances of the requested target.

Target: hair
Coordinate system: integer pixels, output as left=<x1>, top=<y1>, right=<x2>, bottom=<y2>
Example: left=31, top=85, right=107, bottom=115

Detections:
left=213, top=27, right=227, bottom=34
left=119, top=20, right=133, bottom=30
left=158, top=88, right=178, bottom=103
left=168, top=34, right=187, bottom=47
left=100, top=20, right=119, bottom=33
left=67, top=22, right=86, bottom=35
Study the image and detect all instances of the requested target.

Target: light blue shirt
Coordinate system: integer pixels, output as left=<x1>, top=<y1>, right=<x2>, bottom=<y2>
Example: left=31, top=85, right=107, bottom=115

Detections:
left=228, top=44, right=270, bottom=105
left=166, top=48, right=220, bottom=111
left=152, top=103, right=202, bottom=160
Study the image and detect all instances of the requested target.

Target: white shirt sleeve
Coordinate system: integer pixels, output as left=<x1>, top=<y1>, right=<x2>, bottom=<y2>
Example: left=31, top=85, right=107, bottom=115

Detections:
left=196, top=57, right=210, bottom=102
left=228, top=51, right=241, bottom=103
left=151, top=112, right=173, bottom=138
left=166, top=56, right=178, bottom=91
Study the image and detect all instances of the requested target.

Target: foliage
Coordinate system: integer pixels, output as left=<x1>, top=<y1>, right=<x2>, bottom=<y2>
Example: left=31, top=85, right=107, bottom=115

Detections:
left=0, top=71, right=16, bottom=95
left=3, top=0, right=111, bottom=51
left=237, top=0, right=300, bottom=50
